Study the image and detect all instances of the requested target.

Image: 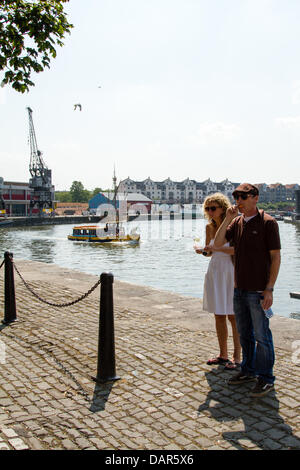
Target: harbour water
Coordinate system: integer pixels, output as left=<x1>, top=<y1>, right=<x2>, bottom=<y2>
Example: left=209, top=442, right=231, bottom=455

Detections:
left=0, top=218, right=299, bottom=319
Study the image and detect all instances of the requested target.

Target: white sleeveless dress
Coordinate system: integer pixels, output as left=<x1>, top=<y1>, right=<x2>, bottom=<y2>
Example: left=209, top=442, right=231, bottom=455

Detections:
left=203, top=239, right=234, bottom=315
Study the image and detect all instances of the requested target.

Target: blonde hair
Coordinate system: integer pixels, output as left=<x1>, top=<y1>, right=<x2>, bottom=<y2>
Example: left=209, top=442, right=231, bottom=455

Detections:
left=203, top=192, right=231, bottom=225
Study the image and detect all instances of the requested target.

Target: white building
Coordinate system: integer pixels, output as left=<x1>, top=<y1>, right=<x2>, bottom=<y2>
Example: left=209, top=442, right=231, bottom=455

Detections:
left=119, top=177, right=239, bottom=203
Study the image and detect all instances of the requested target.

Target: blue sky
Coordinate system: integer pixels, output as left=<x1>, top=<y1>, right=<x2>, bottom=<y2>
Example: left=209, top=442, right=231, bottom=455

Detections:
left=1, top=0, right=300, bottom=190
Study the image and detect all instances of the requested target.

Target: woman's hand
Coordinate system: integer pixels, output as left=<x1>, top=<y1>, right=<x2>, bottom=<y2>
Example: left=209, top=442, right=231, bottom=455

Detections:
left=200, top=245, right=212, bottom=256
left=194, top=246, right=211, bottom=255
left=204, top=244, right=216, bottom=253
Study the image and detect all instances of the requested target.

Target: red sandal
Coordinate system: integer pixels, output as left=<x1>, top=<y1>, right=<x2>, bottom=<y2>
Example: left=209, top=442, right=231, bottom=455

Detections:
left=224, top=361, right=241, bottom=370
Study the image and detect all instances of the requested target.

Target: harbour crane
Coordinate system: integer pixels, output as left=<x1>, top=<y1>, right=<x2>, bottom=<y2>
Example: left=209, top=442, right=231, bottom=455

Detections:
left=27, top=107, right=53, bottom=216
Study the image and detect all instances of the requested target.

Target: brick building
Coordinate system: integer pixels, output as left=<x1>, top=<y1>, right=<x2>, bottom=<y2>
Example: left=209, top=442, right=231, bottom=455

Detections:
left=0, top=180, right=55, bottom=216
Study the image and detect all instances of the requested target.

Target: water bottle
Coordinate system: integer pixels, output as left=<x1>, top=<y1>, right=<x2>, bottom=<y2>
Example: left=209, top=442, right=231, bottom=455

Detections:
left=259, top=294, right=274, bottom=319
left=264, top=308, right=274, bottom=319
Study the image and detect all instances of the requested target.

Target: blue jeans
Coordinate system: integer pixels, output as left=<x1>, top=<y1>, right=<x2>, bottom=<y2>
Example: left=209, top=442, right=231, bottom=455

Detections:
left=233, top=289, right=275, bottom=384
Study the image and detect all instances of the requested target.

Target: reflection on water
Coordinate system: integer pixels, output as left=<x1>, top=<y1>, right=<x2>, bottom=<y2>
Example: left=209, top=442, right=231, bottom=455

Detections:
left=0, top=219, right=299, bottom=319
left=25, top=239, right=56, bottom=263
left=0, top=226, right=57, bottom=263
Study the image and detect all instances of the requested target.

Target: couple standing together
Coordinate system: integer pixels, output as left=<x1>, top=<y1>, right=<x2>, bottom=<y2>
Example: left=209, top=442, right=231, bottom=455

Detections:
left=195, top=183, right=281, bottom=397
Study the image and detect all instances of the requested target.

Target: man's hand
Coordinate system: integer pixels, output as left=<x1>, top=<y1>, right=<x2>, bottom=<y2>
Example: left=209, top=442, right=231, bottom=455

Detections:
left=214, top=206, right=237, bottom=248
left=261, top=290, right=273, bottom=310
left=226, top=205, right=239, bottom=222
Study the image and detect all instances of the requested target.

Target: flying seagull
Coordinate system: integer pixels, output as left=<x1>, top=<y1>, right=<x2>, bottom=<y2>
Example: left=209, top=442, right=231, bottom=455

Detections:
left=74, top=103, right=82, bottom=111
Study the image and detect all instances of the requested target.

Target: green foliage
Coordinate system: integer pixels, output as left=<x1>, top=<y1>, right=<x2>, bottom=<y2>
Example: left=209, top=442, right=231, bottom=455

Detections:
left=92, top=187, right=103, bottom=197
left=55, top=183, right=110, bottom=203
left=257, top=201, right=295, bottom=211
left=0, top=0, right=73, bottom=92
left=69, top=181, right=90, bottom=203
left=54, top=190, right=71, bottom=202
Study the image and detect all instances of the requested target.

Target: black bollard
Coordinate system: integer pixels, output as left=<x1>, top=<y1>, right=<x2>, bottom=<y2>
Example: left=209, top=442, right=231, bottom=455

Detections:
left=93, top=272, right=120, bottom=383
left=3, top=251, right=17, bottom=324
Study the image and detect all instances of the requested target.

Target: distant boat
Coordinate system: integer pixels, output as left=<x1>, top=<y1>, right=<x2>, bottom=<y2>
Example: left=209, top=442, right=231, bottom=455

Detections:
left=67, top=222, right=140, bottom=244
left=290, top=292, right=300, bottom=299
left=274, top=214, right=284, bottom=221
left=68, top=169, right=140, bottom=245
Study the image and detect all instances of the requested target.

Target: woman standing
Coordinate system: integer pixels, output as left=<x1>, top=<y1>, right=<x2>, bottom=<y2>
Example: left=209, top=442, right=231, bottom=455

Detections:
left=195, top=193, right=241, bottom=369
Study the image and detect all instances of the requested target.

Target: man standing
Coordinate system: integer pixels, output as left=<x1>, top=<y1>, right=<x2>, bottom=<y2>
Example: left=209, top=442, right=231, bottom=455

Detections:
left=214, top=183, right=281, bottom=397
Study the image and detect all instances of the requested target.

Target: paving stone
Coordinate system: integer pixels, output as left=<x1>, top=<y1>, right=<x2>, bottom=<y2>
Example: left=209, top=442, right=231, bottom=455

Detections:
left=15, top=397, right=32, bottom=406
left=8, top=438, right=29, bottom=450
left=26, top=437, right=46, bottom=450
left=1, top=427, right=18, bottom=439
left=262, top=438, right=283, bottom=450
left=75, top=437, right=92, bottom=448
left=0, top=442, right=10, bottom=450
left=61, top=439, right=78, bottom=450
left=279, top=435, right=300, bottom=449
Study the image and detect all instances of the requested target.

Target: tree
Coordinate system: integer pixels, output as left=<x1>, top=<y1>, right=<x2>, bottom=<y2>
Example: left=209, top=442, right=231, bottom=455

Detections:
left=69, top=181, right=91, bottom=203
left=55, top=190, right=71, bottom=202
left=0, top=0, right=73, bottom=93
left=92, top=187, right=103, bottom=197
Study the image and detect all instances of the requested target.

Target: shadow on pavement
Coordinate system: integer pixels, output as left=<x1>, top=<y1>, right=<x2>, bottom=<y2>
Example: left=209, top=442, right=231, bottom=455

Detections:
left=198, top=368, right=300, bottom=450
left=89, top=381, right=114, bottom=413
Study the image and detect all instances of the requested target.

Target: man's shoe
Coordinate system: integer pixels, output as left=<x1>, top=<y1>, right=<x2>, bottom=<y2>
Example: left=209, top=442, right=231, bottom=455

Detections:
left=227, top=371, right=257, bottom=385
left=249, top=378, right=274, bottom=397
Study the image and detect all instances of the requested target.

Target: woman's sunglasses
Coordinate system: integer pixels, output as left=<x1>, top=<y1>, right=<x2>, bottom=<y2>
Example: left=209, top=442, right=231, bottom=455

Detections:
left=205, top=206, right=220, bottom=212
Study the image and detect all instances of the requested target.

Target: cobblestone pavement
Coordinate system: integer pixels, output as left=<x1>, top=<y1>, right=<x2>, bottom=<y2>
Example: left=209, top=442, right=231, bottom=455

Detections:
left=0, top=260, right=299, bottom=450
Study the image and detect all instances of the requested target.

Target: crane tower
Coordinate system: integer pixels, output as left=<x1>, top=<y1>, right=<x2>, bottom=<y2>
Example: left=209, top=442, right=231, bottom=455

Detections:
left=27, top=107, right=53, bottom=216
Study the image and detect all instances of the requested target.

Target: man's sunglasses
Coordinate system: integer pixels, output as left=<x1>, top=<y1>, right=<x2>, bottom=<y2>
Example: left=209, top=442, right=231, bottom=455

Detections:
left=233, top=192, right=255, bottom=200
left=205, top=206, right=220, bottom=212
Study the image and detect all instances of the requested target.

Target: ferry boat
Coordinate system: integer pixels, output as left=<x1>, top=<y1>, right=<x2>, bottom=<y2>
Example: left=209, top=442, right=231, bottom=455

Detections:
left=67, top=222, right=140, bottom=244
left=68, top=168, right=140, bottom=245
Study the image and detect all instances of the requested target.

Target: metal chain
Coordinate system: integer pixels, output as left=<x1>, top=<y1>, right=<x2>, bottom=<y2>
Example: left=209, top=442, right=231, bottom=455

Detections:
left=13, top=261, right=101, bottom=308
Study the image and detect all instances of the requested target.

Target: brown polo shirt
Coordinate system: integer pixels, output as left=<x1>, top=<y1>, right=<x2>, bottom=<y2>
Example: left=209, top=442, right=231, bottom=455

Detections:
left=225, top=210, right=281, bottom=291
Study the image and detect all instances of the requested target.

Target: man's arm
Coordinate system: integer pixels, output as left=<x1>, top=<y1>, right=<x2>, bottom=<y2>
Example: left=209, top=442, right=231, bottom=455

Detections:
left=214, top=205, right=239, bottom=247
left=261, top=249, right=281, bottom=310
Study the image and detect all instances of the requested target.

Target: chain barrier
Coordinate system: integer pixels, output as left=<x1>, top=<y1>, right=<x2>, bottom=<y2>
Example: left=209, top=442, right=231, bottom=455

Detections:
left=13, top=261, right=101, bottom=308
left=1, top=253, right=119, bottom=385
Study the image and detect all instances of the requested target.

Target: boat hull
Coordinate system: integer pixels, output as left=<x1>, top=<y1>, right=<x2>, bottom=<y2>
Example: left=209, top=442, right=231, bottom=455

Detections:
left=67, top=234, right=140, bottom=244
